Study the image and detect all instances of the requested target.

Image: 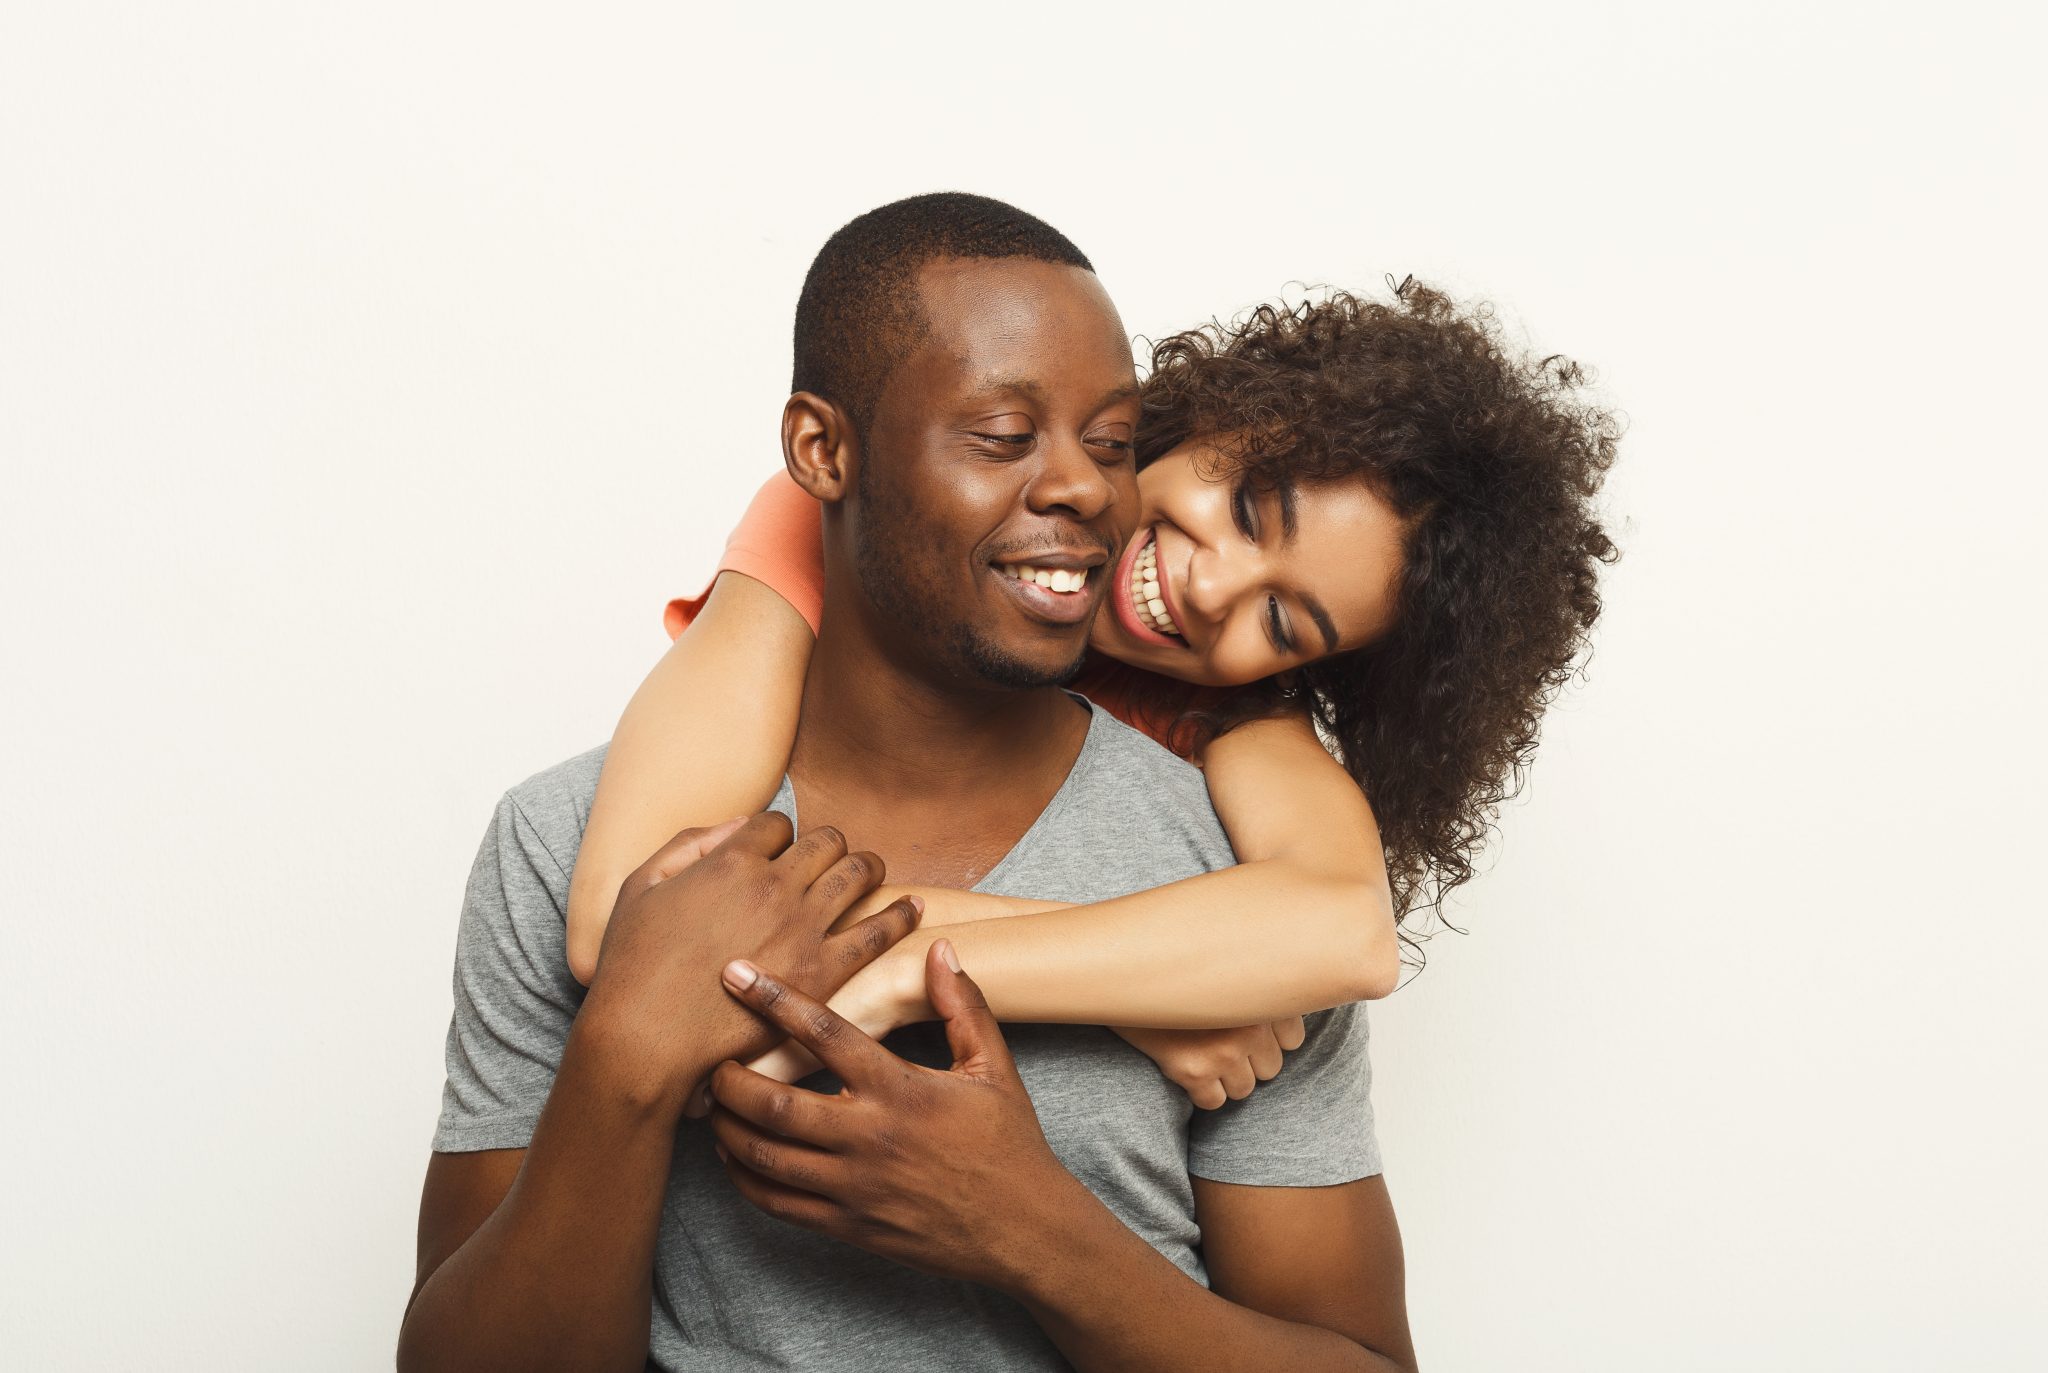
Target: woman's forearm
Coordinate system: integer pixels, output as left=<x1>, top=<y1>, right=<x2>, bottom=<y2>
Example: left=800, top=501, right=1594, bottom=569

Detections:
left=843, top=714, right=1402, bottom=1033
left=878, top=858, right=1397, bottom=1030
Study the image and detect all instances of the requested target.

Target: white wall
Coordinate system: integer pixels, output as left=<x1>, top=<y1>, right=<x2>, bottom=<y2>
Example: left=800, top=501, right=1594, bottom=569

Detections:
left=4, top=4, right=2040, bottom=1368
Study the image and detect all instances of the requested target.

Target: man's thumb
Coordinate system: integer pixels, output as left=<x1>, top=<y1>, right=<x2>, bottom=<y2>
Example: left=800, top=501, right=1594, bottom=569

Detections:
left=928, top=940, right=1014, bottom=1080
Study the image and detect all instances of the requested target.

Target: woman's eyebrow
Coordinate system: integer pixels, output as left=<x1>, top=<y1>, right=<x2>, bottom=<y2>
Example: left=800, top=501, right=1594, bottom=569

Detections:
left=1300, top=592, right=1339, bottom=654
left=1277, top=480, right=1300, bottom=541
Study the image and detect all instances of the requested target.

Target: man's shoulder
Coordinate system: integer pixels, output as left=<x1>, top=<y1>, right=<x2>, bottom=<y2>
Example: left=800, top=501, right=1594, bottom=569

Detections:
left=1079, top=705, right=1214, bottom=806
left=1052, top=703, right=1235, bottom=871
left=497, top=743, right=609, bottom=855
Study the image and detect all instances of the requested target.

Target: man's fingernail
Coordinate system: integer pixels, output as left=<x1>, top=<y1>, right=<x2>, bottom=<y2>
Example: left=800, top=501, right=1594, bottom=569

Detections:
left=722, top=960, right=759, bottom=991
left=906, top=895, right=925, bottom=916
left=714, top=1143, right=729, bottom=1163
left=938, top=939, right=962, bottom=973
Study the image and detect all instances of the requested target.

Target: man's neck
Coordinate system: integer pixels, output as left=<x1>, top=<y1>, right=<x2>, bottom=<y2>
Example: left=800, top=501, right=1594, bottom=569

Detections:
left=784, top=603, right=1091, bottom=887
left=792, top=614, right=1086, bottom=795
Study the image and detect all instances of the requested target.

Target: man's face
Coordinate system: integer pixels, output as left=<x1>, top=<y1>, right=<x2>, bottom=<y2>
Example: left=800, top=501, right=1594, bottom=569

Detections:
left=850, top=257, right=1140, bottom=688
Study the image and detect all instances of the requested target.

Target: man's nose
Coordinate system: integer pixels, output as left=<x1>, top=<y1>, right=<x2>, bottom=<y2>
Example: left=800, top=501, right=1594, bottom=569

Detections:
left=1024, top=433, right=1120, bottom=525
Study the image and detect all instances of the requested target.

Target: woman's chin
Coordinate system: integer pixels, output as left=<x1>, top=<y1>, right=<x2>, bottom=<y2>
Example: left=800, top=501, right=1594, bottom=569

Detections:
left=1090, top=620, right=1194, bottom=684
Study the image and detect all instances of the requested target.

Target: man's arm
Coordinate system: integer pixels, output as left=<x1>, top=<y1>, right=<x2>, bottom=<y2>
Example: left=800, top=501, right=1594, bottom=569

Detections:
left=398, top=1013, right=692, bottom=1372
left=704, top=945, right=1414, bottom=1372
left=398, top=809, right=922, bottom=1372
left=1010, top=1175, right=1414, bottom=1371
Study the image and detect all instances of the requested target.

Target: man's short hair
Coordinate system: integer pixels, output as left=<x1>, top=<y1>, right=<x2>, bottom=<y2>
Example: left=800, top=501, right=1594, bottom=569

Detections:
left=791, top=192, right=1094, bottom=437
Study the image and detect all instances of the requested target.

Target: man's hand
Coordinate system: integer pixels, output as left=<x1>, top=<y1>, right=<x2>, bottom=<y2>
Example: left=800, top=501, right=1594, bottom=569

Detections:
left=704, top=940, right=1086, bottom=1290
left=578, top=813, right=923, bottom=1115
left=1112, top=1018, right=1306, bottom=1110
left=719, top=943, right=922, bottom=1102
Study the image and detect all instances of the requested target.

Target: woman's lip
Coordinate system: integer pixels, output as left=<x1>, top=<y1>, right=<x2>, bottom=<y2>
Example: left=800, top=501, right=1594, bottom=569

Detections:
left=1109, top=526, right=1186, bottom=649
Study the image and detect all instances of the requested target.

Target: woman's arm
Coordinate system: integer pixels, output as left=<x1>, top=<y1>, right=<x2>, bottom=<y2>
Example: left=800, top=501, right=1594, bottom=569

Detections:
left=823, top=712, right=1403, bottom=1031
left=564, top=572, right=814, bottom=985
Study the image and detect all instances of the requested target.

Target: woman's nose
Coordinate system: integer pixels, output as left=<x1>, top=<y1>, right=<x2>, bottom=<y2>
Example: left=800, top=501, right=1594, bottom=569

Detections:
left=1181, top=542, right=1258, bottom=628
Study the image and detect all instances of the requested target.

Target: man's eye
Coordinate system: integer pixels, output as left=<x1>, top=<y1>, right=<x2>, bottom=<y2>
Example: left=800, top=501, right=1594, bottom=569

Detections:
left=1088, top=436, right=1133, bottom=458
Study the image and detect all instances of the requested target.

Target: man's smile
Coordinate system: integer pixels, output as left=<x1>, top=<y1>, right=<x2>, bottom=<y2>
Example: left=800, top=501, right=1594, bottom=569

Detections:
left=990, top=548, right=1110, bottom=627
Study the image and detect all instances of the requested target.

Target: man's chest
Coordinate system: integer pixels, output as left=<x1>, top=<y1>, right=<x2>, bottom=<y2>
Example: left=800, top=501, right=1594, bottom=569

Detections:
left=782, top=792, right=1060, bottom=889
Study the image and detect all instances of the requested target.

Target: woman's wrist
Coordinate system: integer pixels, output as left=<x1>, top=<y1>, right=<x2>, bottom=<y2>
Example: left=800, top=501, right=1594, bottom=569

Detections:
left=880, top=925, right=940, bottom=1027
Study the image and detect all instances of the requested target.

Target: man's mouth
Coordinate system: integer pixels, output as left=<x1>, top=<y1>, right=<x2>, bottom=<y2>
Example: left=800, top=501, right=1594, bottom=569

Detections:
left=991, top=551, right=1106, bottom=627
left=999, top=562, right=1093, bottom=594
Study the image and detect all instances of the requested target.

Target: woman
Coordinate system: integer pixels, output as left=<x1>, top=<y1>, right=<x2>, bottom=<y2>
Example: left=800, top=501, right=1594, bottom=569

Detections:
left=570, top=281, right=1619, bottom=1108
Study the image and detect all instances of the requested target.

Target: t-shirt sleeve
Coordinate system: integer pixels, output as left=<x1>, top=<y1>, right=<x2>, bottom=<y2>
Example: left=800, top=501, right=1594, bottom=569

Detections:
left=432, top=790, right=586, bottom=1153
left=663, top=470, right=826, bottom=640
left=1185, top=1001, right=1383, bottom=1186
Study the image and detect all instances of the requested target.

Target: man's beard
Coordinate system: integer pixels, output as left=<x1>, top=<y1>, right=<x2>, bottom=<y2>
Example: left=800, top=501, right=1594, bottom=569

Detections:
left=853, top=468, right=1089, bottom=690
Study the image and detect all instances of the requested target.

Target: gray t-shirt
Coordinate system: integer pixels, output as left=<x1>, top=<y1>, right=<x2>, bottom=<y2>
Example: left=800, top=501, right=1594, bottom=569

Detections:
left=435, top=698, right=1381, bottom=1371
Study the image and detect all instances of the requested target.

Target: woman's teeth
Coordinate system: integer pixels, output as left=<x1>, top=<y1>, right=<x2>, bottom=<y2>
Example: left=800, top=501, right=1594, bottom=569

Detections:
left=1002, top=564, right=1090, bottom=593
left=1130, top=535, right=1182, bottom=638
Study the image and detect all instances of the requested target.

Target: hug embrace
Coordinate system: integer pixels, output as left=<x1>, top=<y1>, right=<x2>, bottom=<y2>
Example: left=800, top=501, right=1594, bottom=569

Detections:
left=400, top=193, right=1618, bottom=1370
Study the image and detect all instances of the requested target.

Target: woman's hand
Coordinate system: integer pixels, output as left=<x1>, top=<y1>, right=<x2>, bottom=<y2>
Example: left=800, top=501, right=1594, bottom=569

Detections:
left=1113, top=1018, right=1306, bottom=1110
left=686, top=936, right=930, bottom=1113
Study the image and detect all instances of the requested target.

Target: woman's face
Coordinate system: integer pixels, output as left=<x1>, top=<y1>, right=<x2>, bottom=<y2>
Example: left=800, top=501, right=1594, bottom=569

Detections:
left=1089, top=438, right=1409, bottom=686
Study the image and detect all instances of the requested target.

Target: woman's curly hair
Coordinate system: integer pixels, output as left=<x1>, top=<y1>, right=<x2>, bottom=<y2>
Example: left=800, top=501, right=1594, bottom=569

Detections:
left=1133, top=281, right=1621, bottom=956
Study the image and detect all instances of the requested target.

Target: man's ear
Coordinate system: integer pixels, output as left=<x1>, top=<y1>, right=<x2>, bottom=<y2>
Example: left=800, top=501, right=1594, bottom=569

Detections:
left=782, top=392, right=858, bottom=503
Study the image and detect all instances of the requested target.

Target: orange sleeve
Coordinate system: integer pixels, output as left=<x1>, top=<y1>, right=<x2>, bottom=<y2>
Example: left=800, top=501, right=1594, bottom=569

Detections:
left=664, top=471, right=826, bottom=640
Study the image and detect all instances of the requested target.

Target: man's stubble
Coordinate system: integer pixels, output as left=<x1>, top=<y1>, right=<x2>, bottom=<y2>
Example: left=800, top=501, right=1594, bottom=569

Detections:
left=851, top=456, right=1089, bottom=692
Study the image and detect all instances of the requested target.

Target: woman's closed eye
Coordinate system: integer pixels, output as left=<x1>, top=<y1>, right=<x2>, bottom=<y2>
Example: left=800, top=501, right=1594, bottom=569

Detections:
left=1266, top=594, right=1296, bottom=654
left=1231, top=482, right=1259, bottom=541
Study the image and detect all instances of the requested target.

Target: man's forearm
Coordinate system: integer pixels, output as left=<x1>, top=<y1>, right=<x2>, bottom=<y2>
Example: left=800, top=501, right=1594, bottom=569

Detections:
left=397, top=1012, right=693, bottom=1373
left=1004, top=1176, right=1409, bottom=1373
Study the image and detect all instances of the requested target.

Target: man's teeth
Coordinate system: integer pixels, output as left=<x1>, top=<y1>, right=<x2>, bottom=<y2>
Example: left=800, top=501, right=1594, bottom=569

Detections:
left=1002, top=564, right=1090, bottom=593
left=1130, top=536, right=1182, bottom=637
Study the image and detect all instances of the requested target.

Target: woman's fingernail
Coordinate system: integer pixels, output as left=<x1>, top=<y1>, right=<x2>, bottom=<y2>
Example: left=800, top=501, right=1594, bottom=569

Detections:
left=714, top=1143, right=729, bottom=1163
left=722, top=960, right=759, bottom=991
left=937, top=939, right=962, bottom=973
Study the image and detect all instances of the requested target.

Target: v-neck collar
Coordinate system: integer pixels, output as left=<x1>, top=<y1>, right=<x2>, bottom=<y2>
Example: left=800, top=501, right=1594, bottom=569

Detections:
left=769, top=692, right=1105, bottom=894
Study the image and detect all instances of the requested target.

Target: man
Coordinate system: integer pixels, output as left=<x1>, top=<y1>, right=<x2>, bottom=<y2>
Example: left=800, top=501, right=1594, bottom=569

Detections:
left=400, top=193, right=1416, bottom=1371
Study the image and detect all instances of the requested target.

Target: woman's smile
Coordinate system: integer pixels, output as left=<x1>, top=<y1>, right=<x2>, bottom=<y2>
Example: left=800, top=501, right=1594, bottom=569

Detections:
left=1110, top=526, right=1189, bottom=649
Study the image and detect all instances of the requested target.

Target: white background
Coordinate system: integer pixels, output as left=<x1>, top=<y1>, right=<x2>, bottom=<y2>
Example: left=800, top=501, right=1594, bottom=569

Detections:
left=4, top=3, right=2042, bottom=1369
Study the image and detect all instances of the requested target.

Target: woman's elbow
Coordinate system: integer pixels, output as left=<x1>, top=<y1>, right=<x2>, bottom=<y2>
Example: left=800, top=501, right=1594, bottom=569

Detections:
left=1351, top=934, right=1402, bottom=1001
left=1333, top=880, right=1402, bottom=1002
